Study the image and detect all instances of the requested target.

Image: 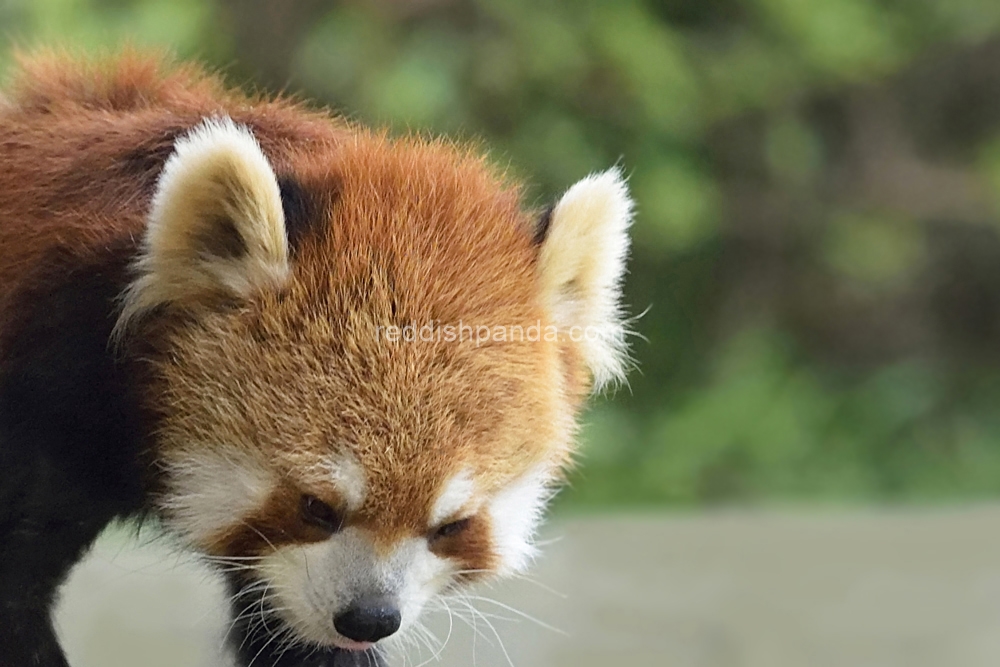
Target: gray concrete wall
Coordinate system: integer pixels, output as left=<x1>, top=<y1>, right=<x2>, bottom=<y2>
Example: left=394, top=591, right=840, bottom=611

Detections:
left=55, top=507, right=1000, bottom=667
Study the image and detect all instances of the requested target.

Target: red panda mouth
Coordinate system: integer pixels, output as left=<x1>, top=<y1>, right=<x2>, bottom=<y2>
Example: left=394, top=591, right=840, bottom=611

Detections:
left=333, top=639, right=377, bottom=652
left=232, top=616, right=385, bottom=667
left=239, top=644, right=384, bottom=667
left=225, top=572, right=387, bottom=667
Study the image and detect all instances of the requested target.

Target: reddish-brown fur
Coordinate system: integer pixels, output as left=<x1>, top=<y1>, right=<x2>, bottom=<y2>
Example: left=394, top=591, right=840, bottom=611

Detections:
left=0, top=49, right=341, bottom=331
left=156, top=117, right=580, bottom=564
left=0, top=50, right=589, bottom=577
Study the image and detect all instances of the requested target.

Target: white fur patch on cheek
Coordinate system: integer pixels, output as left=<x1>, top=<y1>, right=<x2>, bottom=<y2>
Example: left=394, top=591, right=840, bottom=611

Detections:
left=257, top=533, right=455, bottom=649
left=429, top=468, right=476, bottom=526
left=258, top=541, right=339, bottom=645
left=488, top=465, right=556, bottom=575
left=159, top=448, right=276, bottom=549
left=383, top=539, right=452, bottom=636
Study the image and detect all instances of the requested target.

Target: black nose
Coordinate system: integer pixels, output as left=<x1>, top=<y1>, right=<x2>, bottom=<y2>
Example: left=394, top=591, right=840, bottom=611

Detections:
left=334, top=600, right=401, bottom=643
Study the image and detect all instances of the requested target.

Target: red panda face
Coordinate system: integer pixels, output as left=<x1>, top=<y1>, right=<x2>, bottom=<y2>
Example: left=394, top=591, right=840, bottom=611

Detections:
left=119, top=119, right=632, bottom=655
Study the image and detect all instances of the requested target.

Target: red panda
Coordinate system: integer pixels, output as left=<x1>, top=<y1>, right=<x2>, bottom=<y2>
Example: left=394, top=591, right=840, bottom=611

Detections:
left=0, top=50, right=633, bottom=667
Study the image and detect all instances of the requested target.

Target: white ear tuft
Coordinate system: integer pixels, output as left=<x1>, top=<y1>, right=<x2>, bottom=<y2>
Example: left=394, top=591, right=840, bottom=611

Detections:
left=539, top=167, right=634, bottom=390
left=115, top=117, right=288, bottom=338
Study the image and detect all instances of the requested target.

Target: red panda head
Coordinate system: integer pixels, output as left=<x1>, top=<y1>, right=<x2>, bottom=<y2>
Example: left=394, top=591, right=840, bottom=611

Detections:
left=118, top=118, right=632, bottom=654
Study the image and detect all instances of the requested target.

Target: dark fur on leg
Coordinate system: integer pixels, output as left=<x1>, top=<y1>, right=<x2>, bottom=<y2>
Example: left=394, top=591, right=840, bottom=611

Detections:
left=0, top=247, right=148, bottom=666
left=0, top=445, right=119, bottom=667
left=0, top=605, right=70, bottom=667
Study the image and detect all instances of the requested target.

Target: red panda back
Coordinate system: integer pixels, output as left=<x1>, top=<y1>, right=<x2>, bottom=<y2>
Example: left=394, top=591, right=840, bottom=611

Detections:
left=0, top=50, right=345, bottom=336
left=5, top=48, right=228, bottom=114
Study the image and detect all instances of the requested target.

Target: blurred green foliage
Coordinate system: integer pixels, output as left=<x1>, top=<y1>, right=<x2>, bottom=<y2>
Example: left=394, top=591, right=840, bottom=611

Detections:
left=7, top=0, right=1000, bottom=509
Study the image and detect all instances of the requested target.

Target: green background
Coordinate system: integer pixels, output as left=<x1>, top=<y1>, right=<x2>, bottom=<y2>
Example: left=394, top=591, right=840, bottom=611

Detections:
left=6, top=0, right=1000, bottom=510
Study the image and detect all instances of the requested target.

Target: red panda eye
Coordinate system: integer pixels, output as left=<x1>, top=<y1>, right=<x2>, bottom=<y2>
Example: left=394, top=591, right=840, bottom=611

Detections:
left=432, top=517, right=471, bottom=541
left=301, top=495, right=343, bottom=533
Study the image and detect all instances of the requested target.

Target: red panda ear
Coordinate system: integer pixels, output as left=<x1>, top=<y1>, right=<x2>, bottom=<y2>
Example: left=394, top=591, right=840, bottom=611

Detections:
left=114, top=118, right=288, bottom=337
left=538, top=168, right=634, bottom=390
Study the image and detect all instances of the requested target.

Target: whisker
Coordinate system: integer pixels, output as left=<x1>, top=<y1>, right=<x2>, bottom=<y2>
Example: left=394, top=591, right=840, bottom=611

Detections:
left=412, top=599, right=455, bottom=667
left=464, top=595, right=567, bottom=635
left=449, top=597, right=495, bottom=648
left=246, top=618, right=285, bottom=667
left=462, top=600, right=515, bottom=667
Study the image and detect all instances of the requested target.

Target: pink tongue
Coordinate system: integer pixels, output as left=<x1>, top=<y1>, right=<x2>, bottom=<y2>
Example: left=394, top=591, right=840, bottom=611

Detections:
left=338, top=639, right=375, bottom=652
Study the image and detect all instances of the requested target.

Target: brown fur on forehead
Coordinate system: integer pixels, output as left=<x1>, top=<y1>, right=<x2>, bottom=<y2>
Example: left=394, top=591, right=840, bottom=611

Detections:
left=284, top=134, right=570, bottom=529
left=155, top=133, right=573, bottom=542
